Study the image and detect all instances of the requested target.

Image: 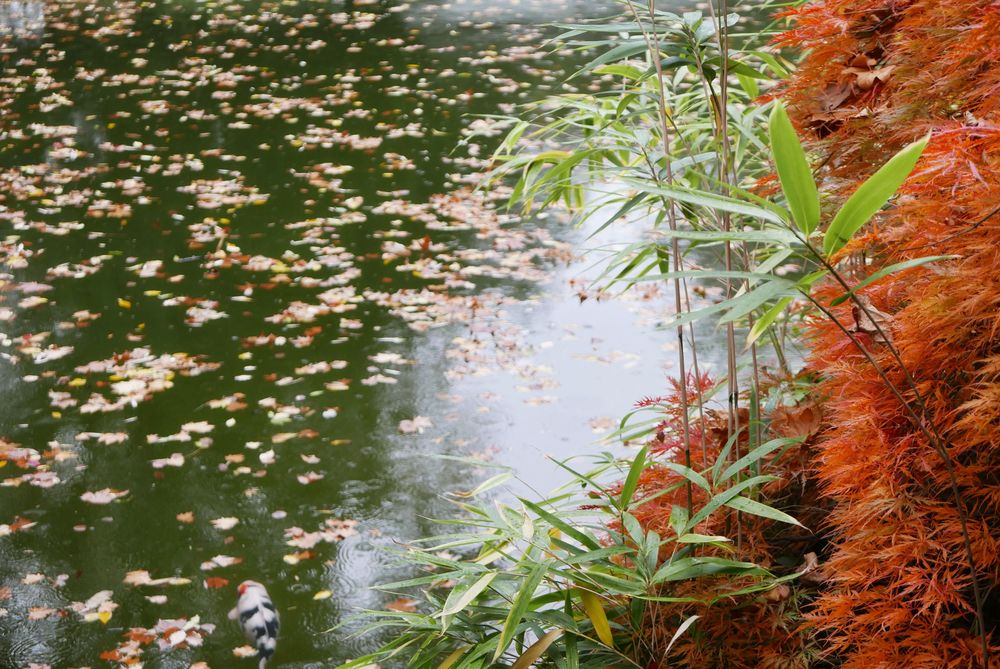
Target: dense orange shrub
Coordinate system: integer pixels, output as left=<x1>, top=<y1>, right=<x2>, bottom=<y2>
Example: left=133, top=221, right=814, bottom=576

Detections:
left=775, top=1, right=1000, bottom=666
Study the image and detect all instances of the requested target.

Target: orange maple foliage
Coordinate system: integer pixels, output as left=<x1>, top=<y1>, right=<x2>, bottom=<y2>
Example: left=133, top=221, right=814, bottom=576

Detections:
left=776, top=1, right=1000, bottom=667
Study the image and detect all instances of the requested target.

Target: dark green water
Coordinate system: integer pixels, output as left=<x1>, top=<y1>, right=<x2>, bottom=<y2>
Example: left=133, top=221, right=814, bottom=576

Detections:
left=0, top=1, right=722, bottom=666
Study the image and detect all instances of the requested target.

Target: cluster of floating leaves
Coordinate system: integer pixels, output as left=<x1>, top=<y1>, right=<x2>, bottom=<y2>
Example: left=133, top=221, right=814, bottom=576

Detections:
left=0, top=0, right=621, bottom=666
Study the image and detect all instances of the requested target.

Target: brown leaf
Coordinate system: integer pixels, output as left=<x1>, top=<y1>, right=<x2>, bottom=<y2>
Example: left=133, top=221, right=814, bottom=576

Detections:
left=770, top=402, right=823, bottom=440
left=764, top=583, right=792, bottom=602
left=849, top=53, right=877, bottom=69
left=847, top=64, right=895, bottom=90
left=799, top=551, right=826, bottom=586
left=385, top=597, right=418, bottom=612
left=851, top=295, right=893, bottom=344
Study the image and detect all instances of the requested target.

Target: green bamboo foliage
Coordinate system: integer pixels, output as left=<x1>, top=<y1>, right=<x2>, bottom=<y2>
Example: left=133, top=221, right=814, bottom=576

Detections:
left=336, top=445, right=808, bottom=669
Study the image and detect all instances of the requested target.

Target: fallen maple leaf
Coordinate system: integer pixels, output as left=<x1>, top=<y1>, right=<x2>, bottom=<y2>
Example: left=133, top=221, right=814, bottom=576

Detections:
left=398, top=416, right=433, bottom=434
left=385, top=597, right=418, bottom=612
left=210, top=516, right=239, bottom=531
left=80, top=488, right=129, bottom=504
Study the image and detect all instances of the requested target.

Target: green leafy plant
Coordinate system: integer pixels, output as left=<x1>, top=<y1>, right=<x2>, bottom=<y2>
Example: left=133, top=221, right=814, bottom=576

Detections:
left=336, top=444, right=806, bottom=669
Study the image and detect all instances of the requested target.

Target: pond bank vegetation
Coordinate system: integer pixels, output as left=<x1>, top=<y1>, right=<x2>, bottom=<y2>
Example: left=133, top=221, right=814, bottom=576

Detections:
left=346, top=1, right=1000, bottom=667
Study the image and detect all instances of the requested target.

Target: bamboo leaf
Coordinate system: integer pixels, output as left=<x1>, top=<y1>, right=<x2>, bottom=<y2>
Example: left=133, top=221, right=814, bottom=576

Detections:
left=510, top=629, right=563, bottom=669
left=447, top=471, right=513, bottom=498
left=665, top=615, right=700, bottom=655
left=618, top=446, right=646, bottom=511
left=437, top=572, right=498, bottom=619
left=522, top=499, right=601, bottom=550
left=684, top=475, right=777, bottom=532
left=747, top=296, right=793, bottom=347
left=724, top=495, right=804, bottom=528
left=719, top=279, right=797, bottom=323
left=662, top=462, right=711, bottom=492
left=581, top=40, right=649, bottom=71
left=593, top=63, right=644, bottom=80
left=624, top=179, right=790, bottom=226
left=711, top=428, right=745, bottom=484
left=493, top=561, right=549, bottom=661
left=579, top=589, right=615, bottom=648
left=829, top=255, right=958, bottom=306
left=564, top=592, right=579, bottom=669
left=769, top=102, right=820, bottom=234
left=437, top=647, right=466, bottom=669
left=651, top=556, right=766, bottom=583
left=718, top=437, right=800, bottom=483
left=823, top=134, right=930, bottom=256
left=677, top=533, right=732, bottom=544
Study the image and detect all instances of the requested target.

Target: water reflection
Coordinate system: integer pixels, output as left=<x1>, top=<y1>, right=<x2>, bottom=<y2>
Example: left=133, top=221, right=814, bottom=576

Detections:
left=0, top=1, right=44, bottom=38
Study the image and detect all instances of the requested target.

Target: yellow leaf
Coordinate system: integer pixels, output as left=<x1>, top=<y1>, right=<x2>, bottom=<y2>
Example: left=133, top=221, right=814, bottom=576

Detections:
left=579, top=589, right=614, bottom=648
left=436, top=647, right=465, bottom=669
left=511, top=629, right=563, bottom=669
left=68, top=378, right=87, bottom=387
left=117, top=298, right=131, bottom=309
left=98, top=610, right=112, bottom=624
left=313, top=590, right=332, bottom=600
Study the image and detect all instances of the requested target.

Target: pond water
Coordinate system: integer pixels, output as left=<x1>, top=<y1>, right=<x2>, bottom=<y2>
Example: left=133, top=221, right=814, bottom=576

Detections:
left=0, top=1, right=727, bottom=666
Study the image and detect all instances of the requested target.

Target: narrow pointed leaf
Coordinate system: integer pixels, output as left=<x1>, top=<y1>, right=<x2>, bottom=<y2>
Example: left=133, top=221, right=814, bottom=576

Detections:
left=718, top=437, right=800, bottom=483
left=493, top=561, right=548, bottom=661
left=684, top=475, right=777, bottom=532
left=829, top=255, right=958, bottom=306
left=510, top=629, right=563, bottom=669
left=619, top=446, right=647, bottom=511
left=522, top=499, right=601, bottom=550
left=651, top=556, right=766, bottom=583
left=770, top=103, right=820, bottom=234
left=662, top=462, right=711, bottom=492
left=437, top=572, right=497, bottom=618
left=579, top=589, right=615, bottom=648
left=436, top=647, right=466, bottom=669
left=823, top=135, right=930, bottom=256
left=724, top=495, right=804, bottom=528
left=719, top=279, right=796, bottom=323
left=665, top=615, right=700, bottom=654
left=448, top=471, right=513, bottom=498
left=747, top=296, right=793, bottom=347
left=677, top=534, right=732, bottom=544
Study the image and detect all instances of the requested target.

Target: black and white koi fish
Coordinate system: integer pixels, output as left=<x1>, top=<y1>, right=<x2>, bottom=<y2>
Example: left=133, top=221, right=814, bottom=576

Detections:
left=228, top=580, right=279, bottom=668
